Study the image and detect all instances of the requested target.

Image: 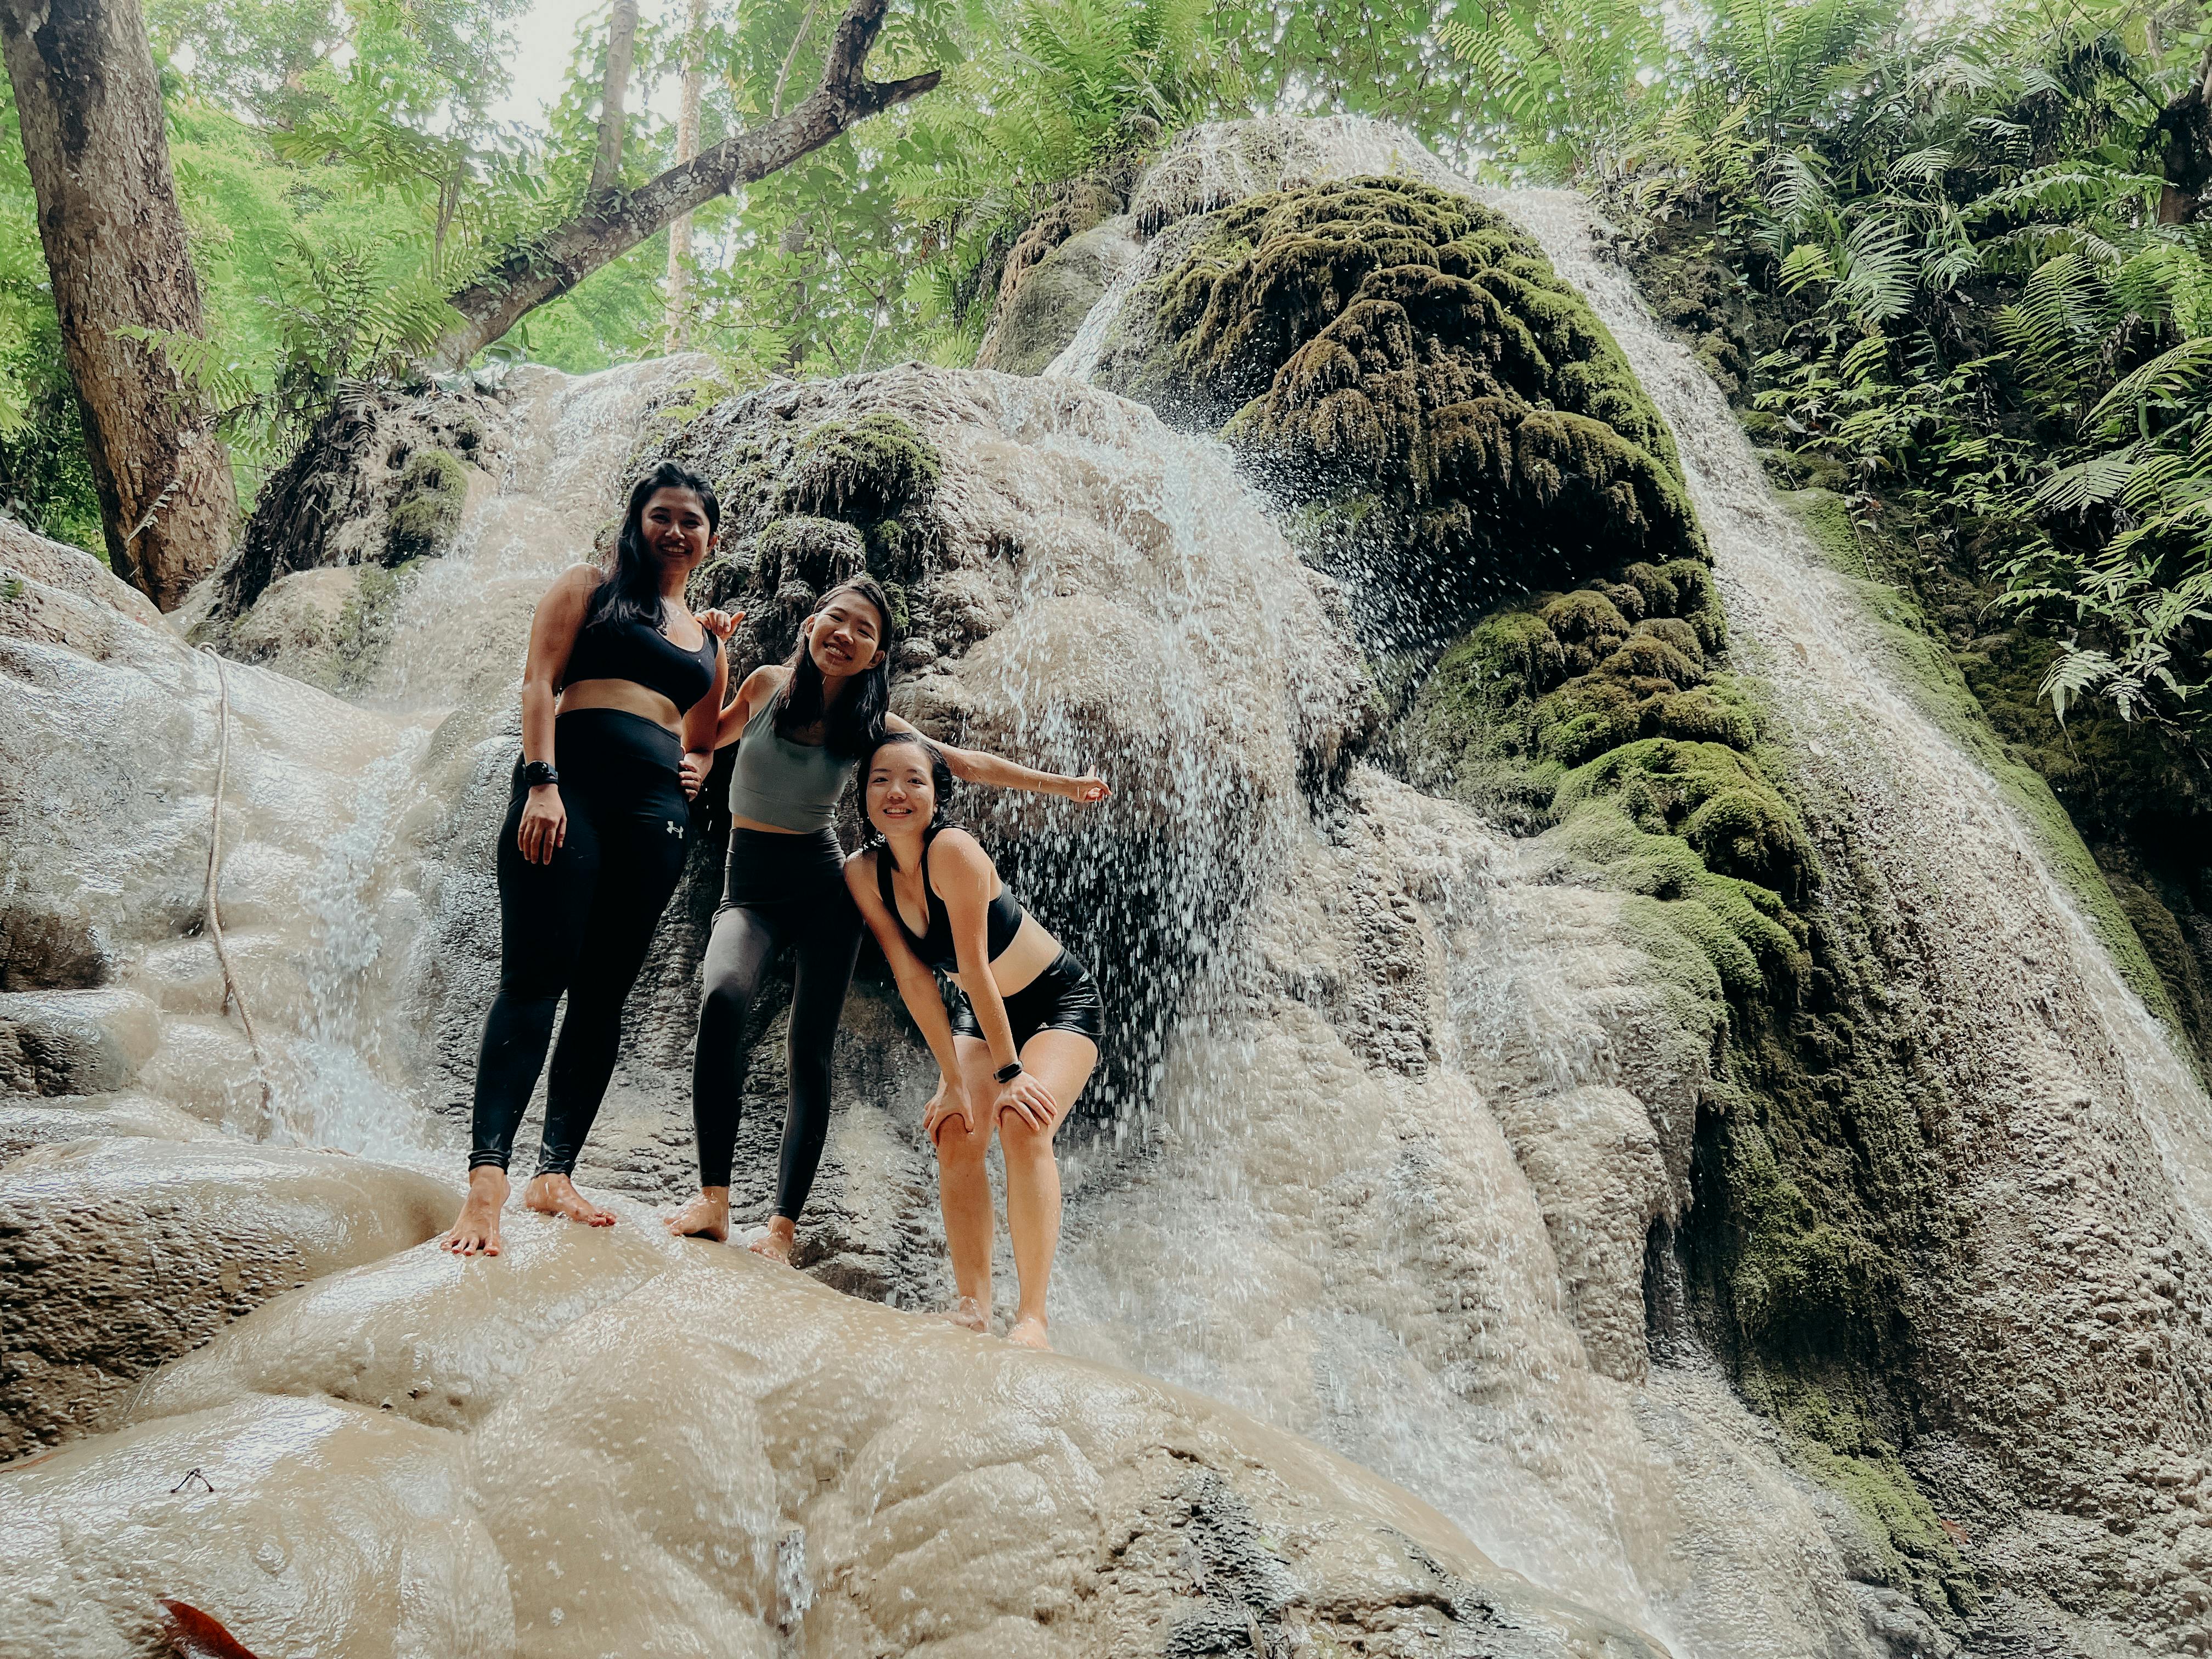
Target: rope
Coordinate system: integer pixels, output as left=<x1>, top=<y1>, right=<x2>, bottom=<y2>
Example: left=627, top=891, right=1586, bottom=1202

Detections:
left=198, top=645, right=276, bottom=1131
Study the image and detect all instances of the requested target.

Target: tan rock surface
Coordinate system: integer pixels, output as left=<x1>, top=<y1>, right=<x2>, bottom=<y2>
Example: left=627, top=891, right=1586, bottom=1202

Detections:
left=2, top=1166, right=1665, bottom=1659
left=0, top=1138, right=453, bottom=1461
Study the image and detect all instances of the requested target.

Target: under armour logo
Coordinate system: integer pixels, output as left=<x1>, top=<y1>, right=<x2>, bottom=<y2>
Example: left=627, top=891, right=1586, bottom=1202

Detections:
left=665, top=821, right=684, bottom=837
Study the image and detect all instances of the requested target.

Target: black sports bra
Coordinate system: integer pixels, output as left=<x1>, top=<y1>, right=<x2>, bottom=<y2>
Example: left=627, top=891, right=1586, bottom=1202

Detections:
left=878, top=826, right=1025, bottom=974
left=563, top=602, right=718, bottom=713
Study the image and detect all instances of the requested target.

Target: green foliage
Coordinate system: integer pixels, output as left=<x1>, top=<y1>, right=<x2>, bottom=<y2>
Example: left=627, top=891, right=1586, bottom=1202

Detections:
left=1587, top=0, right=2212, bottom=746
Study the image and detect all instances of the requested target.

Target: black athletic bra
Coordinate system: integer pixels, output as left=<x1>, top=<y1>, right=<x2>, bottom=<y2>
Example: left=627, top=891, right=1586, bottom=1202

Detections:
left=878, top=826, right=1025, bottom=973
left=563, top=603, right=718, bottom=712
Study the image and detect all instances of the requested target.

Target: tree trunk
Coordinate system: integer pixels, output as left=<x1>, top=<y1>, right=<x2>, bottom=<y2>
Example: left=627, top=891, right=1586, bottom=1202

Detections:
left=587, top=0, right=640, bottom=200
left=436, top=0, right=938, bottom=369
left=663, top=0, right=708, bottom=351
left=1, top=0, right=238, bottom=610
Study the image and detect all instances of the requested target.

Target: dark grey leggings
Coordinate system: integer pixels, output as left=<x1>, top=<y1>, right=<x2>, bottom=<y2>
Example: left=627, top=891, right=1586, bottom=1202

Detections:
left=691, top=828, right=862, bottom=1216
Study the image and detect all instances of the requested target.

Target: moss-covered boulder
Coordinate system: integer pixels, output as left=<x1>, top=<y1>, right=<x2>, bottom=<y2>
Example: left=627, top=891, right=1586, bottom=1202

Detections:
left=1093, top=177, right=1702, bottom=635
left=385, top=449, right=469, bottom=561
left=649, top=398, right=944, bottom=675
left=979, top=223, right=1139, bottom=377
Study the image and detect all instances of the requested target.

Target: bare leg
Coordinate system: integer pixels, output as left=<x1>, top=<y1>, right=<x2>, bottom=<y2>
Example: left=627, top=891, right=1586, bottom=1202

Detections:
left=932, top=1036, right=1001, bottom=1325
left=443, top=1166, right=510, bottom=1256
left=663, top=1184, right=731, bottom=1242
left=523, top=1171, right=617, bottom=1227
left=998, top=1030, right=1096, bottom=1351
left=748, top=1214, right=795, bottom=1263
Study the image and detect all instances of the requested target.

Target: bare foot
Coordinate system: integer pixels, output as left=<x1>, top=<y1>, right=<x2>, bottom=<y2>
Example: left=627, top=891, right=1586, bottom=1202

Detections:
left=662, top=1188, right=730, bottom=1242
left=442, top=1167, right=509, bottom=1256
left=522, top=1172, right=617, bottom=1228
left=746, top=1215, right=796, bottom=1264
left=939, top=1295, right=988, bottom=1333
left=1007, top=1313, right=1052, bottom=1351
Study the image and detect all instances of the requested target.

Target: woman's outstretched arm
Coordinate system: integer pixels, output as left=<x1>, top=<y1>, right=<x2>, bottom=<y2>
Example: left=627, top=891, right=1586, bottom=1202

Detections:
left=933, top=831, right=1059, bottom=1131
left=883, top=714, right=1109, bottom=804
left=846, top=854, right=976, bottom=1141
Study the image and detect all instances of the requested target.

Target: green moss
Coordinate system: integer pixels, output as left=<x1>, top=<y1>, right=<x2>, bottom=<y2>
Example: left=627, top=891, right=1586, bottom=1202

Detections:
left=386, top=449, right=468, bottom=561
left=785, top=411, right=941, bottom=529
left=1403, top=524, right=1972, bottom=1635
left=1756, top=1383, right=1978, bottom=1615
left=1096, top=176, right=1699, bottom=640
left=326, top=559, right=420, bottom=691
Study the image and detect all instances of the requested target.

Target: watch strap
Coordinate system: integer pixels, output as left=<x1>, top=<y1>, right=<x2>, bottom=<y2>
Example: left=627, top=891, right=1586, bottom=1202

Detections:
left=522, top=760, right=560, bottom=788
left=994, top=1060, right=1024, bottom=1084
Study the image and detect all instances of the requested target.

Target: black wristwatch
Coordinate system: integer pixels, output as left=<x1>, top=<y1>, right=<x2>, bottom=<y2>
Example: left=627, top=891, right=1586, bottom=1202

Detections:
left=994, top=1060, right=1024, bottom=1085
left=521, top=760, right=560, bottom=789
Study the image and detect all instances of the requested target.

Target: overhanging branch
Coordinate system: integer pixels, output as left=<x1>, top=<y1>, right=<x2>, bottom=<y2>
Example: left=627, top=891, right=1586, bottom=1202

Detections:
left=435, top=0, right=941, bottom=369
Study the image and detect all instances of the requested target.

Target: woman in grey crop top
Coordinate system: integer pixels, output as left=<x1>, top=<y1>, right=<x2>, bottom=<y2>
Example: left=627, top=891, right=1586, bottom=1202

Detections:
left=662, top=575, right=1110, bottom=1259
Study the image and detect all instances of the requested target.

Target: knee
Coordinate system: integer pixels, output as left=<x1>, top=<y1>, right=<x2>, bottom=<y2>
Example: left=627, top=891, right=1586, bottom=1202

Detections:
left=698, top=969, right=755, bottom=1029
left=935, top=1116, right=992, bottom=1169
left=997, top=1113, right=1053, bottom=1161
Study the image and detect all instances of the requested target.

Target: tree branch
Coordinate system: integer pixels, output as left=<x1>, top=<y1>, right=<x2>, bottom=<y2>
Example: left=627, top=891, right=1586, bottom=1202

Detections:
left=435, top=0, right=941, bottom=369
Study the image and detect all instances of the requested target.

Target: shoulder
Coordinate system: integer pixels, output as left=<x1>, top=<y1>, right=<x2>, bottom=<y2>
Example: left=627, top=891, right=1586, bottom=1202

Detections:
left=843, top=848, right=882, bottom=895
left=924, top=827, right=994, bottom=886
left=736, top=664, right=788, bottom=710
left=553, top=564, right=604, bottom=598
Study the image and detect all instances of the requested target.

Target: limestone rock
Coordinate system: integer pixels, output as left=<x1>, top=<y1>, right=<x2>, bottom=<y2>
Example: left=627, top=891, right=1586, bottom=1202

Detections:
left=0, top=1139, right=452, bottom=1461
left=2, top=1168, right=1667, bottom=1659
left=980, top=219, right=1139, bottom=376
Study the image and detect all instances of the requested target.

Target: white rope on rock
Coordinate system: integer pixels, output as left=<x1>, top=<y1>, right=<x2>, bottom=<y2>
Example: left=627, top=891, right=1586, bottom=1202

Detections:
left=198, top=644, right=276, bottom=1131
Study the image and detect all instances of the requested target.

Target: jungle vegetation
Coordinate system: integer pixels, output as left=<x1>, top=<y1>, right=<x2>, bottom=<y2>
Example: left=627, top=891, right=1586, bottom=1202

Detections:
left=0, top=0, right=2205, bottom=746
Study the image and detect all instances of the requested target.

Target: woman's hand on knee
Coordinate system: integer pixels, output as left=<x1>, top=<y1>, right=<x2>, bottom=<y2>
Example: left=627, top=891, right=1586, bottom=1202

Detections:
left=925, top=1081, right=977, bottom=1146
left=995, top=1071, right=1058, bottom=1133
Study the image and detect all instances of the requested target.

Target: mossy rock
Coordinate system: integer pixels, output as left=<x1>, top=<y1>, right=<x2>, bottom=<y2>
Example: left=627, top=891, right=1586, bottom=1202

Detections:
left=1094, top=176, right=1701, bottom=640
left=784, top=413, right=941, bottom=533
left=982, top=222, right=1139, bottom=377
left=386, top=450, right=469, bottom=562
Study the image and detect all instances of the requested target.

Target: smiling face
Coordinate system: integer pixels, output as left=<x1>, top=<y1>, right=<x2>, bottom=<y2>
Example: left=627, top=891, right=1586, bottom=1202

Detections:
left=804, top=588, right=886, bottom=680
left=640, top=487, right=714, bottom=571
left=865, top=742, right=939, bottom=841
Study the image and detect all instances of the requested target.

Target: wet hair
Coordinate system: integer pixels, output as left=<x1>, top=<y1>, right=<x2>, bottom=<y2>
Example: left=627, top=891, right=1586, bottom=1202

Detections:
left=774, top=573, right=895, bottom=760
left=860, top=730, right=956, bottom=867
left=586, top=462, right=720, bottom=634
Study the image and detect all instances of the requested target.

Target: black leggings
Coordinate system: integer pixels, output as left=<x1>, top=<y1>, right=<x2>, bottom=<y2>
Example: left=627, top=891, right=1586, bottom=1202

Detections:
left=469, top=709, right=691, bottom=1178
left=691, top=827, right=862, bottom=1217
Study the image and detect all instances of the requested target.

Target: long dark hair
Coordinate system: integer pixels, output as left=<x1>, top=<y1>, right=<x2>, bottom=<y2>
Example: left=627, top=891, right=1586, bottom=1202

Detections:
left=775, top=573, right=895, bottom=759
left=586, top=461, right=721, bottom=634
left=860, top=730, right=956, bottom=868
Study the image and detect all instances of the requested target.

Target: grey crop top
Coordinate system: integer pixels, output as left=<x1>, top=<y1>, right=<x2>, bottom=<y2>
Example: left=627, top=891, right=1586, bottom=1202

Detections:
left=727, top=694, right=855, bottom=832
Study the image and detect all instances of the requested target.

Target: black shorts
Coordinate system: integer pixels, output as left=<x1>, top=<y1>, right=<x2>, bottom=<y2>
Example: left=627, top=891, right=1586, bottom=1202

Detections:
left=949, top=950, right=1104, bottom=1047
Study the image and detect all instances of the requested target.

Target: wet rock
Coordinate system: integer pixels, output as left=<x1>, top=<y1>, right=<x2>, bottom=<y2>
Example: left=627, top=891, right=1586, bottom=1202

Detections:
left=0, top=1093, right=226, bottom=1164
left=189, top=387, right=510, bottom=627
left=0, top=892, right=109, bottom=991
left=3, top=1177, right=1666, bottom=1659
left=0, top=1138, right=454, bottom=1460
left=0, top=988, right=158, bottom=1096
left=981, top=218, right=1139, bottom=376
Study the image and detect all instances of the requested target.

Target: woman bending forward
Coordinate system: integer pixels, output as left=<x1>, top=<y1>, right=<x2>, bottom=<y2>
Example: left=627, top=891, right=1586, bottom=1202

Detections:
left=847, top=732, right=1104, bottom=1349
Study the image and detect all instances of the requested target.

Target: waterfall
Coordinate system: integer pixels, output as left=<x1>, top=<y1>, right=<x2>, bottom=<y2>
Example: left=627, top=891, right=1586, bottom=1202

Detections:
left=19, top=122, right=2208, bottom=1658
left=1492, top=190, right=2212, bottom=1222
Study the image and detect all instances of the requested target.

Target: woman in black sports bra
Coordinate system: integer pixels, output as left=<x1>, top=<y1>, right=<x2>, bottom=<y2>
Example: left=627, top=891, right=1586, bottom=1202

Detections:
left=846, top=731, right=1105, bottom=1350
left=443, top=461, right=738, bottom=1258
